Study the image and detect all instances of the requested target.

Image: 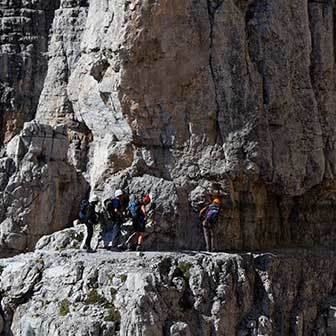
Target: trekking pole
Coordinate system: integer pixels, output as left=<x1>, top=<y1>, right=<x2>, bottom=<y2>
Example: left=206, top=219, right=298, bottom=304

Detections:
left=94, top=236, right=101, bottom=251
left=125, top=232, right=137, bottom=247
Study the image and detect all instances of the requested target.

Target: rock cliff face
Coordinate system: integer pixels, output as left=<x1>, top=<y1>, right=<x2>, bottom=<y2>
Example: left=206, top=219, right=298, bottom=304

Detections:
left=0, top=2, right=336, bottom=335
left=36, top=0, right=89, bottom=123
left=1, top=1, right=336, bottom=251
left=0, top=121, right=87, bottom=256
left=0, top=0, right=60, bottom=144
left=0, top=234, right=335, bottom=336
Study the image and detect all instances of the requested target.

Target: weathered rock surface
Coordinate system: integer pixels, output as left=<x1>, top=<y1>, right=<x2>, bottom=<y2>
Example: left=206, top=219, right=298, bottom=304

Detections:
left=1, top=0, right=336, bottom=252
left=0, top=0, right=60, bottom=144
left=35, top=0, right=93, bottom=175
left=36, top=0, right=89, bottom=124
left=1, top=2, right=336, bottom=335
left=57, top=0, right=336, bottom=250
left=0, top=243, right=335, bottom=335
left=35, top=224, right=85, bottom=252
left=0, top=121, right=87, bottom=256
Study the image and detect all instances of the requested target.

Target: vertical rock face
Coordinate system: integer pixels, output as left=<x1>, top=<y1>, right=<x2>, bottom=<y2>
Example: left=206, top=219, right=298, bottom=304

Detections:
left=0, top=0, right=91, bottom=255
left=1, top=0, right=336, bottom=251
left=36, top=0, right=93, bottom=174
left=308, top=1, right=336, bottom=183
left=0, top=2, right=336, bottom=335
left=57, top=0, right=336, bottom=250
left=36, top=0, right=89, bottom=124
left=0, top=0, right=60, bottom=144
left=0, top=121, right=88, bottom=256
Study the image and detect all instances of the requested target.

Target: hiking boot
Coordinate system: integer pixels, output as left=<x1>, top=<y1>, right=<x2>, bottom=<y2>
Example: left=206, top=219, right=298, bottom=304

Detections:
left=125, top=243, right=136, bottom=252
left=109, top=247, right=121, bottom=252
left=117, top=243, right=126, bottom=251
left=135, top=245, right=142, bottom=252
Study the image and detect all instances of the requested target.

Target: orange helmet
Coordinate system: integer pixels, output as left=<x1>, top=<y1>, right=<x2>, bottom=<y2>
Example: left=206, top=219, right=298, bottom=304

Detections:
left=143, top=194, right=151, bottom=204
left=212, top=198, right=221, bottom=206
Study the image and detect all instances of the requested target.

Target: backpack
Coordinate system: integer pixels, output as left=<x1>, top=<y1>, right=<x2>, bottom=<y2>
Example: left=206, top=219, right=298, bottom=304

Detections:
left=111, top=198, right=121, bottom=210
left=79, top=199, right=90, bottom=223
left=79, top=200, right=97, bottom=224
left=205, top=204, right=220, bottom=222
left=105, top=198, right=121, bottom=219
left=128, top=200, right=140, bottom=218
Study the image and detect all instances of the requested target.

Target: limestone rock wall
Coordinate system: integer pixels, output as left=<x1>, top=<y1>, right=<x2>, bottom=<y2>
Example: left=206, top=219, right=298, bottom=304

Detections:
left=0, top=0, right=60, bottom=144
left=63, top=0, right=336, bottom=250
left=0, top=2, right=335, bottom=335
left=0, top=121, right=88, bottom=256
left=36, top=0, right=89, bottom=124
left=1, top=0, right=336, bottom=252
left=0, top=247, right=334, bottom=335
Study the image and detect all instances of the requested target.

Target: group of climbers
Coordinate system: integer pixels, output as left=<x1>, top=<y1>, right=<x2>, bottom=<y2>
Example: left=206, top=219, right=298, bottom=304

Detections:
left=79, top=187, right=222, bottom=253
left=79, top=190, right=151, bottom=253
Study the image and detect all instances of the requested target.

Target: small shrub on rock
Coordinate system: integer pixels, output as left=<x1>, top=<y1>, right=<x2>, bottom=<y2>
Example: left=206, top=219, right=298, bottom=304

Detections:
left=59, top=299, right=70, bottom=316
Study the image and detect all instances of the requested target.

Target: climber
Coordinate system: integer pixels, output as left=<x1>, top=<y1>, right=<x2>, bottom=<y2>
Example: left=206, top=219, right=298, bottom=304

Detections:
left=119, top=190, right=130, bottom=217
left=126, top=194, right=151, bottom=251
left=99, top=198, right=114, bottom=249
left=108, top=189, right=126, bottom=250
left=79, top=194, right=99, bottom=253
left=199, top=197, right=221, bottom=252
left=100, top=189, right=129, bottom=251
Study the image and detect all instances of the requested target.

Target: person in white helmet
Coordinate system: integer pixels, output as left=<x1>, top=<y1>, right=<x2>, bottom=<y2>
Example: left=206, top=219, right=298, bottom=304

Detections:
left=103, top=189, right=125, bottom=251
left=115, top=189, right=123, bottom=198
left=79, top=194, right=99, bottom=253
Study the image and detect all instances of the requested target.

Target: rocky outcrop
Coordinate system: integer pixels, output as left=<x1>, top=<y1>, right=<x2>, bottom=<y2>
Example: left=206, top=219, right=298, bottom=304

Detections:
left=50, top=0, right=336, bottom=251
left=0, top=0, right=336, bottom=252
left=1, top=3, right=335, bottom=335
left=0, top=239, right=335, bottom=335
left=0, top=122, right=87, bottom=256
left=36, top=0, right=89, bottom=124
left=0, top=0, right=60, bottom=144
left=35, top=225, right=86, bottom=252
left=36, top=0, right=93, bottom=174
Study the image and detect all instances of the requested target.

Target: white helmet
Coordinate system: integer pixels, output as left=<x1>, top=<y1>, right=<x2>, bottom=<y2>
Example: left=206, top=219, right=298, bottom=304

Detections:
left=90, top=194, right=99, bottom=203
left=115, top=189, right=123, bottom=198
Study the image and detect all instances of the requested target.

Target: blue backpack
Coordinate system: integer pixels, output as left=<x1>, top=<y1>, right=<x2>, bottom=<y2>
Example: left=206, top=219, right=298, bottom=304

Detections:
left=128, top=200, right=140, bottom=218
left=111, top=198, right=121, bottom=210
left=206, top=205, right=220, bottom=222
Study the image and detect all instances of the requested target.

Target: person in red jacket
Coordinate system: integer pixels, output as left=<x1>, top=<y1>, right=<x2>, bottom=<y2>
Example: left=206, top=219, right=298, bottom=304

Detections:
left=127, top=194, right=151, bottom=251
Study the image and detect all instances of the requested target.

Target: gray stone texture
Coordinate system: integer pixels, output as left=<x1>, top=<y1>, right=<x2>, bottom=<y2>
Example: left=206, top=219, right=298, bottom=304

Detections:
left=36, top=0, right=89, bottom=124
left=0, top=242, right=334, bottom=335
left=0, top=0, right=336, bottom=252
left=0, top=121, right=88, bottom=256
left=0, top=0, right=60, bottom=144
left=63, top=0, right=336, bottom=250
left=0, top=1, right=334, bottom=335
